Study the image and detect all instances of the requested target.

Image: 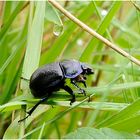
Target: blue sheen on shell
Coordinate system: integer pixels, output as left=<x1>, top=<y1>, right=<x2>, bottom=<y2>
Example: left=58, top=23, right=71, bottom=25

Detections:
left=60, top=60, right=83, bottom=78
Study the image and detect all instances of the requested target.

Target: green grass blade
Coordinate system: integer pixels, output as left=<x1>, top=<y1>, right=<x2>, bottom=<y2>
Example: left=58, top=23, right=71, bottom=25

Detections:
left=22, top=2, right=45, bottom=80
left=0, top=2, right=24, bottom=40
left=110, top=114, right=140, bottom=133
left=0, top=100, right=128, bottom=113
left=45, top=1, right=63, bottom=26
left=97, top=98, right=140, bottom=128
left=80, top=1, right=122, bottom=62
left=41, top=2, right=94, bottom=64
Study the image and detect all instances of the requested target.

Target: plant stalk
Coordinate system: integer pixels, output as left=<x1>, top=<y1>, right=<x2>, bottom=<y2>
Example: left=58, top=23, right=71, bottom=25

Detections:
left=48, top=0, right=140, bottom=66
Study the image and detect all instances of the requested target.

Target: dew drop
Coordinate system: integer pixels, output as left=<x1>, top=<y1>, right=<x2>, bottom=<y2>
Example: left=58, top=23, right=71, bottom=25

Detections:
left=77, top=39, right=83, bottom=46
left=77, top=121, right=82, bottom=126
left=53, top=24, right=63, bottom=37
left=101, top=9, right=108, bottom=16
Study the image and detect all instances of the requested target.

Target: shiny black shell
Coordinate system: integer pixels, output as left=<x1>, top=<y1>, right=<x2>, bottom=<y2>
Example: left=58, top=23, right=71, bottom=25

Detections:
left=29, top=60, right=83, bottom=98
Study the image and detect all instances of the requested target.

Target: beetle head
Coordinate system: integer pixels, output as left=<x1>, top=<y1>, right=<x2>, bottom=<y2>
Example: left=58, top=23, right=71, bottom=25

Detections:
left=81, top=63, right=94, bottom=75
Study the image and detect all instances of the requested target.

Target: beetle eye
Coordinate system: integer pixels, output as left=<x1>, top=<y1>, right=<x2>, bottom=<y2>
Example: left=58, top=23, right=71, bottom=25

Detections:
left=83, top=76, right=87, bottom=80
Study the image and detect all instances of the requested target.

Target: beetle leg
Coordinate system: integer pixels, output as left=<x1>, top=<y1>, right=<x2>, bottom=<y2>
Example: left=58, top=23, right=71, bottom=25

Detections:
left=88, top=95, right=91, bottom=102
left=71, top=79, right=86, bottom=96
left=18, top=96, right=48, bottom=122
left=74, top=75, right=87, bottom=88
left=62, top=85, right=75, bottom=105
left=79, top=80, right=87, bottom=88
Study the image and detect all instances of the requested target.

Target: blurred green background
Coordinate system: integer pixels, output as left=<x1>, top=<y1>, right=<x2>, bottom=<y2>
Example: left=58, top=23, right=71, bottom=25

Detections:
left=1, top=1, right=140, bottom=139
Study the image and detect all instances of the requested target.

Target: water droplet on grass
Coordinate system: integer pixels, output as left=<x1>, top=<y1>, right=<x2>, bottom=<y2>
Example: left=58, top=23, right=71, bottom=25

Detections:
left=53, top=24, right=63, bottom=36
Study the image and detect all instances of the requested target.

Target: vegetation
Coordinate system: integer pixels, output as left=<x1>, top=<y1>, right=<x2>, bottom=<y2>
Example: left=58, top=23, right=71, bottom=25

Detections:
left=1, top=1, right=140, bottom=139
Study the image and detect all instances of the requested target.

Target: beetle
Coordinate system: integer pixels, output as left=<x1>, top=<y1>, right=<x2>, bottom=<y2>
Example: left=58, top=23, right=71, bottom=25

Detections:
left=19, top=59, right=94, bottom=122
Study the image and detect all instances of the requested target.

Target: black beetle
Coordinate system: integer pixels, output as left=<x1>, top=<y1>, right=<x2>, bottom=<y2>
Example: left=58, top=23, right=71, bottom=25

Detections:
left=19, top=59, right=94, bottom=122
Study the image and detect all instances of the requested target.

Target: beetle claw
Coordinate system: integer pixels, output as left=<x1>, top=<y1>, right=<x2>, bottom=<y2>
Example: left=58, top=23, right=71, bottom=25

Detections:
left=70, top=102, right=72, bottom=105
left=88, top=96, right=91, bottom=102
left=79, top=89, right=86, bottom=96
left=25, top=110, right=32, bottom=116
left=26, top=111, right=30, bottom=115
left=70, top=98, right=75, bottom=105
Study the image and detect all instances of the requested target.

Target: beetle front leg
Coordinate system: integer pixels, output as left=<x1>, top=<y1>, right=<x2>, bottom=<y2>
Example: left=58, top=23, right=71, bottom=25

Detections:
left=75, top=74, right=87, bottom=88
left=71, top=79, right=86, bottom=96
left=62, top=85, right=75, bottom=105
left=79, top=75, right=87, bottom=88
left=79, top=80, right=87, bottom=88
